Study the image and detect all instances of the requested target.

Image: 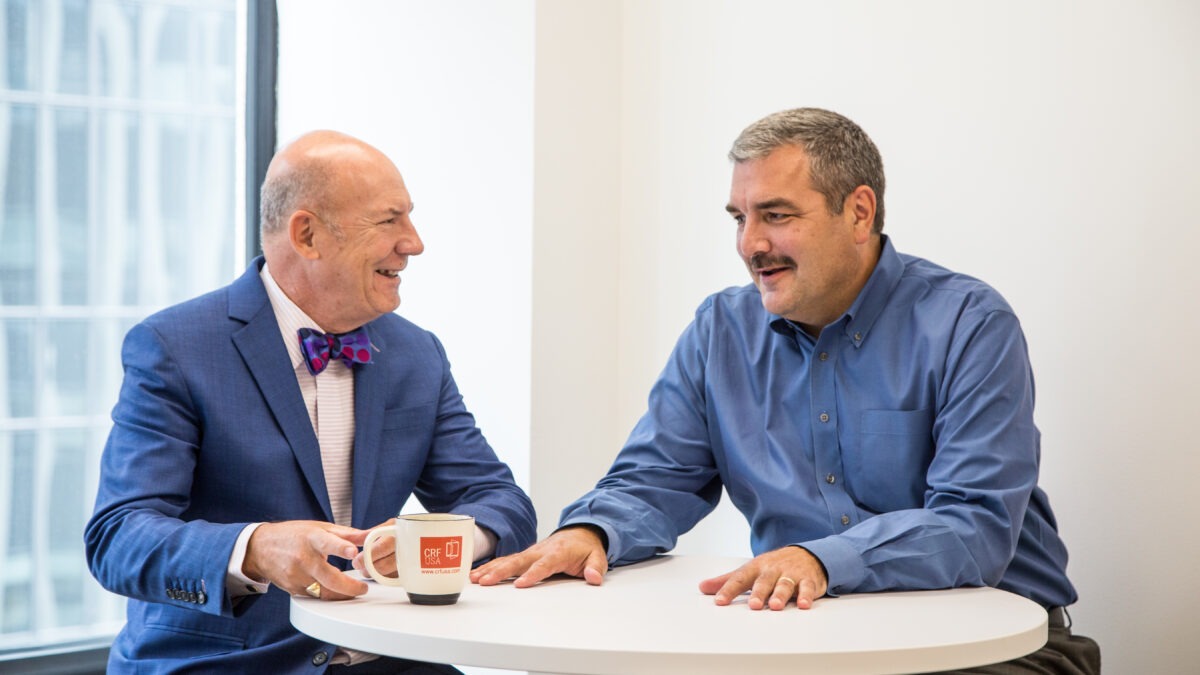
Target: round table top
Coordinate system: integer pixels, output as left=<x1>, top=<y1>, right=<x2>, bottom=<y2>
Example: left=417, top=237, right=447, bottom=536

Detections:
left=291, top=554, right=1048, bottom=674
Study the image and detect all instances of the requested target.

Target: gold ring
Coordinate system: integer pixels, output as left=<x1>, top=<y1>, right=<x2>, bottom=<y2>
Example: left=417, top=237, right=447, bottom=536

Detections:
left=778, top=576, right=797, bottom=587
left=305, top=582, right=322, bottom=599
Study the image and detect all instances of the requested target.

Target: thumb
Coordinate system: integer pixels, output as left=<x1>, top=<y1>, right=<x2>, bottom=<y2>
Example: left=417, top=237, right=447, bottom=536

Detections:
left=582, top=549, right=609, bottom=585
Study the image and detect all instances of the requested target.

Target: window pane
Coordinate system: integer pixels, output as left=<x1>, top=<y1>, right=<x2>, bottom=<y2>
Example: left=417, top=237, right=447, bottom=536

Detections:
left=45, top=320, right=88, bottom=418
left=96, top=1, right=140, bottom=99
left=97, top=109, right=142, bottom=306
left=55, top=107, right=90, bottom=305
left=145, top=5, right=190, bottom=102
left=49, top=428, right=89, bottom=628
left=2, top=0, right=39, bottom=91
left=1, top=103, right=38, bottom=306
left=52, top=0, right=89, bottom=95
left=1, top=431, right=35, bottom=634
left=1, top=320, right=35, bottom=418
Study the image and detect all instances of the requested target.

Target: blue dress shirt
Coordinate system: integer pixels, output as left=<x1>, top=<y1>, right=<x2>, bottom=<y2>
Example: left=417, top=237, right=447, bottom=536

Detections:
left=560, top=236, right=1077, bottom=609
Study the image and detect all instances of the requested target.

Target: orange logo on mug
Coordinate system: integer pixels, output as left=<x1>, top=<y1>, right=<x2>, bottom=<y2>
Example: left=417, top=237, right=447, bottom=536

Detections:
left=419, top=536, right=464, bottom=569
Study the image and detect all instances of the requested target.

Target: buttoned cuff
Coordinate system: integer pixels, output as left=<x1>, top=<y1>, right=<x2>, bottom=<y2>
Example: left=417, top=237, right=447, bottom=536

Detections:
left=796, top=535, right=866, bottom=597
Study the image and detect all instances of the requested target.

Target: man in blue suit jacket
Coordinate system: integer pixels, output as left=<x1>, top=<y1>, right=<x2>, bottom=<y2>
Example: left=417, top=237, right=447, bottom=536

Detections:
left=85, top=130, right=536, bottom=673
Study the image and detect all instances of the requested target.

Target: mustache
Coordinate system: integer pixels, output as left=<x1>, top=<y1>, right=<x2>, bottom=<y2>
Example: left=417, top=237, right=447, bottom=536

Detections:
left=748, top=253, right=797, bottom=271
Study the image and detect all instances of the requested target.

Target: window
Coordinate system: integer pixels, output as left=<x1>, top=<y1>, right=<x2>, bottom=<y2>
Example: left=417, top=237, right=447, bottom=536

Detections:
left=0, top=0, right=268, bottom=664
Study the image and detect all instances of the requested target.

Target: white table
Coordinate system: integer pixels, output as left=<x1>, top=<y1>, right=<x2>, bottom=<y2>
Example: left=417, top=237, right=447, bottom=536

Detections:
left=291, top=555, right=1047, bottom=674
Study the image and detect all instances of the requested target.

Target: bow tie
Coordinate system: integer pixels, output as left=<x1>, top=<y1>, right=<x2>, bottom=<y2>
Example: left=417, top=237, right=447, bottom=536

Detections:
left=298, top=327, right=373, bottom=376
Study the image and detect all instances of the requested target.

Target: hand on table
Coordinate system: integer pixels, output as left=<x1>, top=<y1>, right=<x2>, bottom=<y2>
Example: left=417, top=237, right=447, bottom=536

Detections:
left=698, top=545, right=828, bottom=611
left=243, top=520, right=369, bottom=601
left=470, top=526, right=608, bottom=588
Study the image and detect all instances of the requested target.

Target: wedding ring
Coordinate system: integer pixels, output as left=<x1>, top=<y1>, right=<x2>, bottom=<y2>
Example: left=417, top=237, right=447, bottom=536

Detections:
left=305, top=582, right=322, bottom=599
left=777, top=576, right=797, bottom=588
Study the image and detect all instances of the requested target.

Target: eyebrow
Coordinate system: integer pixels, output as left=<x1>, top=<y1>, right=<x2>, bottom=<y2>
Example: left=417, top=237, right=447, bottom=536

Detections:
left=725, top=197, right=801, bottom=214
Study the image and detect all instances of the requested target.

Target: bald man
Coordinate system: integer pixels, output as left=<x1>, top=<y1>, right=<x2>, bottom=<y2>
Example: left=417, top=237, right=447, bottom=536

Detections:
left=86, top=131, right=535, bottom=674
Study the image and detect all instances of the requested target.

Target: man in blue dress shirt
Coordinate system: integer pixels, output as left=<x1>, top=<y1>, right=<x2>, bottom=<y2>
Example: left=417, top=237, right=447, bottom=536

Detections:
left=472, top=108, right=1099, bottom=673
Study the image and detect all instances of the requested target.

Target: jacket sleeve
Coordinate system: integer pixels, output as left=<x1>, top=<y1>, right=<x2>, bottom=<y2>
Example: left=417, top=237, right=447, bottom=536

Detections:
left=84, top=321, right=245, bottom=617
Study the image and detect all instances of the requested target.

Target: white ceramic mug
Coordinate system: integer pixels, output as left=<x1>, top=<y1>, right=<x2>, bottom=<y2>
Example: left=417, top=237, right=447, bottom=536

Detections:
left=362, top=513, right=476, bottom=605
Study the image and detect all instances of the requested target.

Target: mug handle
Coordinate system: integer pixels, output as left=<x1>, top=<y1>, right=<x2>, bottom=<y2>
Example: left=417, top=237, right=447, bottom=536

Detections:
left=362, top=527, right=404, bottom=587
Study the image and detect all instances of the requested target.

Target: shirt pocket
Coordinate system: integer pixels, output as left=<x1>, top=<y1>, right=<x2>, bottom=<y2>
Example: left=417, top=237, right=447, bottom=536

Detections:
left=848, top=408, right=934, bottom=513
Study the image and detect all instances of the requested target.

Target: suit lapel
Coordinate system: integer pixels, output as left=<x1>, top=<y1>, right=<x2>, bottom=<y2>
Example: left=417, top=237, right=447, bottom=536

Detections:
left=228, top=261, right=333, bottom=522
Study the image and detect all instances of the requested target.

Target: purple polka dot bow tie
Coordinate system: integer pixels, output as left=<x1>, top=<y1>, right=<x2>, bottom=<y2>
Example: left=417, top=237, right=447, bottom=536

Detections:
left=297, top=327, right=373, bottom=376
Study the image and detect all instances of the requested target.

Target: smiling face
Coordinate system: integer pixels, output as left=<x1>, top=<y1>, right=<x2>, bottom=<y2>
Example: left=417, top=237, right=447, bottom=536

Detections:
left=726, top=144, right=880, bottom=335
left=263, top=132, right=424, bottom=333
left=306, top=157, right=423, bottom=332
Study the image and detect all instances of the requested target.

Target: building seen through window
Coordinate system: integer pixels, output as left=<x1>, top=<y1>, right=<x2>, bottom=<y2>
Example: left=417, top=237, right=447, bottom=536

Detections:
left=0, top=0, right=244, bottom=656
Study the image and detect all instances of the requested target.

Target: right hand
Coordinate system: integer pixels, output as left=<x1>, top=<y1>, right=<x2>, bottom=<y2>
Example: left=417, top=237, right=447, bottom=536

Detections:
left=242, top=520, right=369, bottom=601
left=470, top=526, right=608, bottom=588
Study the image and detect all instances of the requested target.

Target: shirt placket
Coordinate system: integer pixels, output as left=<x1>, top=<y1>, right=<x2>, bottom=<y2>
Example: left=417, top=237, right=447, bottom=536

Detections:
left=810, top=330, right=857, bottom=531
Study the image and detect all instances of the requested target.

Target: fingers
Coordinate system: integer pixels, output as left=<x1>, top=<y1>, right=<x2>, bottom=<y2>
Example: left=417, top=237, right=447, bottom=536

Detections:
left=697, top=572, right=734, bottom=599
left=352, top=533, right=396, bottom=575
left=471, top=550, right=538, bottom=586
left=307, top=526, right=361, bottom=562
left=470, top=527, right=608, bottom=588
left=308, top=569, right=369, bottom=601
left=245, top=520, right=369, bottom=600
left=513, top=553, right=569, bottom=588
left=698, top=546, right=828, bottom=611
left=794, top=577, right=819, bottom=610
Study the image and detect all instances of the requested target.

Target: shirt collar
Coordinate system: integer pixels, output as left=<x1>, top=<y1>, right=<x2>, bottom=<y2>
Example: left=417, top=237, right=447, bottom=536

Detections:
left=768, top=235, right=904, bottom=349
left=260, top=262, right=323, bottom=373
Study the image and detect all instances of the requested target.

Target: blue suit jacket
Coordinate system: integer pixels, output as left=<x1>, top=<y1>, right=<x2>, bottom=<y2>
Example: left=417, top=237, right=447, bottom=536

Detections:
left=85, top=259, right=536, bottom=673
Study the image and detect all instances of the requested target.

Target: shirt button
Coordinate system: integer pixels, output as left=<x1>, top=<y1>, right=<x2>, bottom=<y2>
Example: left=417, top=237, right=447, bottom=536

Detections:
left=826, top=473, right=836, bottom=484
left=312, top=651, right=329, bottom=666
left=854, top=331, right=863, bottom=341
left=819, top=352, right=829, bottom=361
left=841, top=514, right=851, bottom=526
left=819, top=412, right=830, bottom=423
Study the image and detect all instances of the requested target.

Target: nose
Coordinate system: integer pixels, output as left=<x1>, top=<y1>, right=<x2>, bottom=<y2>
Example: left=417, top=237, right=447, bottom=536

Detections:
left=398, top=216, right=424, bottom=257
left=737, top=215, right=769, bottom=259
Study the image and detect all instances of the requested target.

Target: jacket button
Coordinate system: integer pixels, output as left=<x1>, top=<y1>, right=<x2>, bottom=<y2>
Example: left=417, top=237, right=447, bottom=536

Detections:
left=312, top=651, right=329, bottom=666
left=187, top=592, right=198, bottom=603
left=198, top=591, right=208, bottom=604
left=166, top=588, right=177, bottom=600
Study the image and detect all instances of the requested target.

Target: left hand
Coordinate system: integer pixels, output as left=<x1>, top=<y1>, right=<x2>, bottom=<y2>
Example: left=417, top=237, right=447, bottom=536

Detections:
left=351, top=518, right=397, bottom=577
left=698, top=545, right=828, bottom=611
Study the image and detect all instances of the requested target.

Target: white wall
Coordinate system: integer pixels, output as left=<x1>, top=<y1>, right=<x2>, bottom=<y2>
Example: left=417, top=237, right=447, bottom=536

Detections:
left=276, top=0, right=535, bottom=492
left=278, top=1, right=1200, bottom=672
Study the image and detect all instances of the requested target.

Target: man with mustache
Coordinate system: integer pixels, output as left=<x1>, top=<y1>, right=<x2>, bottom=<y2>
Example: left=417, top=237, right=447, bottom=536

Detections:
left=473, top=108, right=1099, bottom=673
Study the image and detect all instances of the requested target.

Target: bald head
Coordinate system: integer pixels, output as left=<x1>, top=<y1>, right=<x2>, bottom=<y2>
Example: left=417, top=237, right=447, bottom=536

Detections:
left=255, top=130, right=422, bottom=332
left=259, top=130, right=395, bottom=241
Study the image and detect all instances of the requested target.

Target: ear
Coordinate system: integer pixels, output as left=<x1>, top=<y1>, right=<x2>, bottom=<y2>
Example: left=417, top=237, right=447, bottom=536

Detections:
left=846, top=185, right=877, bottom=244
left=288, top=210, right=321, bottom=260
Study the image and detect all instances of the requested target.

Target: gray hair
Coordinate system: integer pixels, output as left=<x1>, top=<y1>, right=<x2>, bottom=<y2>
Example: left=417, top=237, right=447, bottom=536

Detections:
left=729, top=108, right=886, bottom=233
left=259, top=157, right=340, bottom=239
